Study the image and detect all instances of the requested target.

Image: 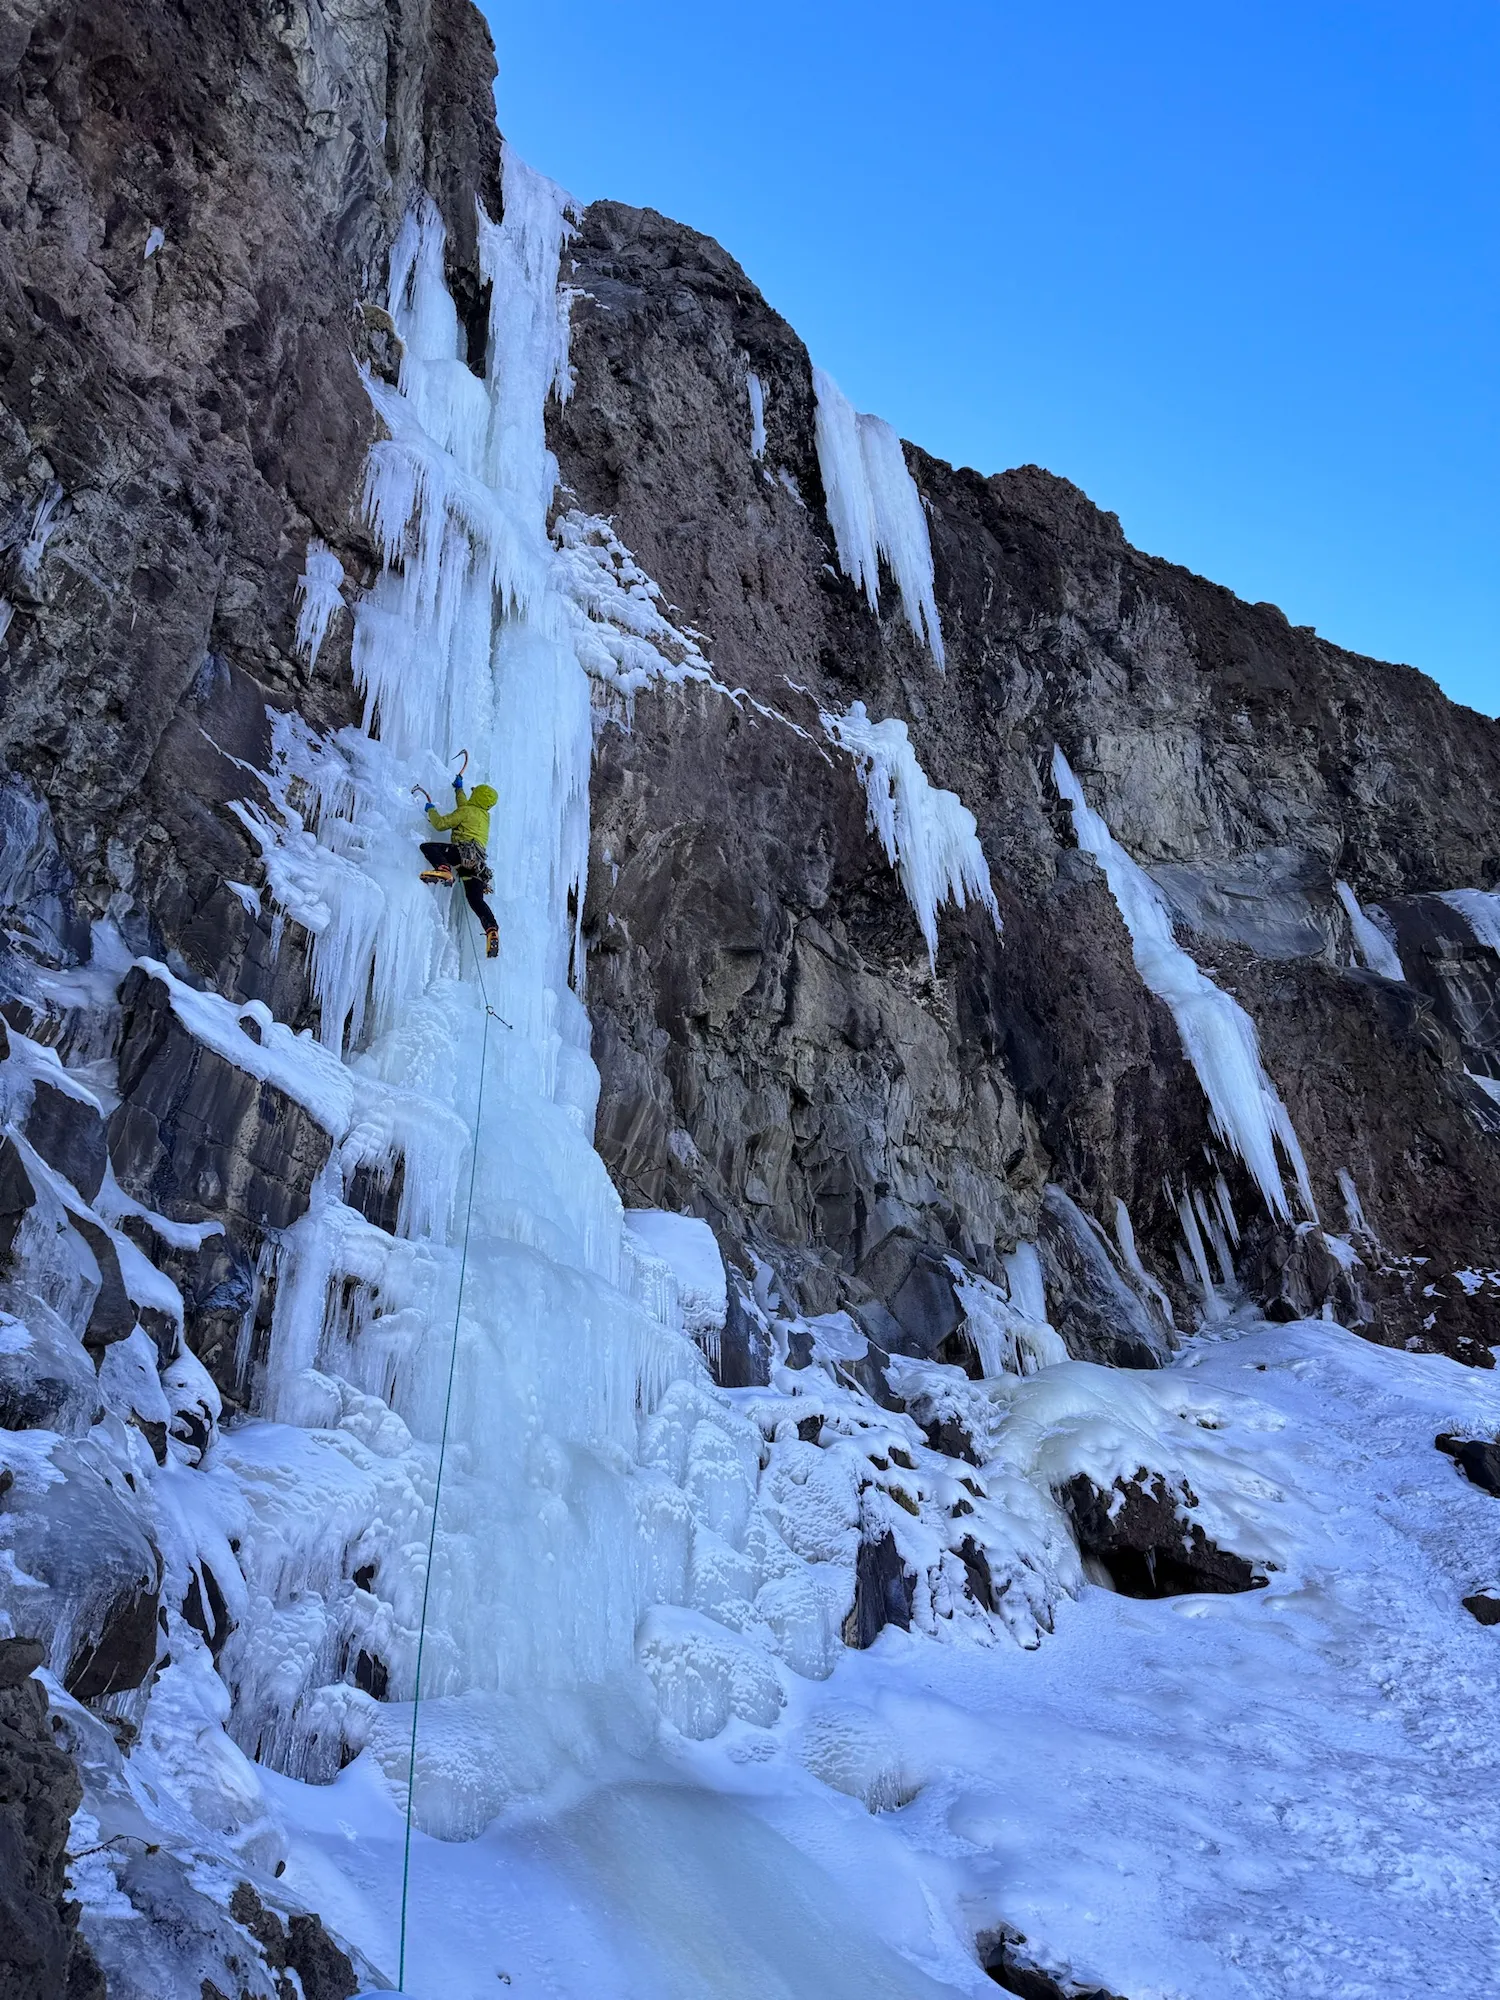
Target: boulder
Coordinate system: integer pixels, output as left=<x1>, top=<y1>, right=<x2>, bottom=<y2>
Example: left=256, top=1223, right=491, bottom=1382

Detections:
left=1060, top=1470, right=1264, bottom=1598
left=0, top=1437, right=162, bottom=1700
left=841, top=1530, right=914, bottom=1649
left=978, top=1927, right=1129, bottom=1999
left=1436, top=1433, right=1500, bottom=1497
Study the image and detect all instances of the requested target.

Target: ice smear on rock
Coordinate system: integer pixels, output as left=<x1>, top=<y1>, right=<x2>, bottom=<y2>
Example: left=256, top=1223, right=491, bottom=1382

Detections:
left=822, top=700, right=999, bottom=969
left=1052, top=747, right=1314, bottom=1221
left=812, top=367, right=945, bottom=665
left=1336, top=880, right=1404, bottom=979
left=1438, top=888, right=1500, bottom=952
left=746, top=370, right=767, bottom=459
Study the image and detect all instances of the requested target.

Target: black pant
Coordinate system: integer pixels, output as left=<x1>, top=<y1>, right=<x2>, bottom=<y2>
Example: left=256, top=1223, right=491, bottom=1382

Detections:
left=421, top=842, right=497, bottom=932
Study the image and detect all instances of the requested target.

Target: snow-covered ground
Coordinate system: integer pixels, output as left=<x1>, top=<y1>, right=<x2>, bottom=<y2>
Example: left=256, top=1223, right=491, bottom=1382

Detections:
left=271, top=1313, right=1500, bottom=2000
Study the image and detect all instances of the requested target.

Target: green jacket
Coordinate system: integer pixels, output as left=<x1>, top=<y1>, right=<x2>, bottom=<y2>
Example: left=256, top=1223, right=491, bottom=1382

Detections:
left=427, top=783, right=497, bottom=848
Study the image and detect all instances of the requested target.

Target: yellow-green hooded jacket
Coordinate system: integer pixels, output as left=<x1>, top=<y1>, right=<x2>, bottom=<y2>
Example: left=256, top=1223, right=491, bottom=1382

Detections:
left=427, top=783, right=498, bottom=847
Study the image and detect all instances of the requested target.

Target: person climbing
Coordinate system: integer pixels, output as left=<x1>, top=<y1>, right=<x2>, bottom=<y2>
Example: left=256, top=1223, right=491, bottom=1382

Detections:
left=417, top=758, right=500, bottom=958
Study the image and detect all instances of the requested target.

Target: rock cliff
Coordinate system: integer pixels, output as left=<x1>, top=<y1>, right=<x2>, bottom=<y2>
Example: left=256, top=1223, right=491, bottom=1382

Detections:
left=0, top=0, right=1496, bottom=1994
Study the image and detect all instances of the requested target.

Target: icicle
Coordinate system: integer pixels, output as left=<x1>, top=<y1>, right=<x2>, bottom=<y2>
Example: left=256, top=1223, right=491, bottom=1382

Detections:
left=1052, top=747, right=1314, bottom=1222
left=811, top=368, right=944, bottom=665
left=822, top=700, right=999, bottom=969
left=293, top=540, right=346, bottom=667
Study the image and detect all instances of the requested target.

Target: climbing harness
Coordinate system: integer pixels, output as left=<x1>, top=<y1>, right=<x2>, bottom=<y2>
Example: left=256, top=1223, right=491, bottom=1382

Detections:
left=395, top=917, right=506, bottom=1984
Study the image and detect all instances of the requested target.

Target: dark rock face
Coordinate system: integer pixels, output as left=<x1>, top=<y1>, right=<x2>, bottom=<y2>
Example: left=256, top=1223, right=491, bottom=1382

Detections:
left=0, top=0, right=1493, bottom=1988
left=0, top=10, right=498, bottom=1987
left=3, top=1435, right=163, bottom=1696
left=0, top=1648, right=106, bottom=2000
left=1463, top=1594, right=1500, bottom=1627
left=0, top=0, right=501, bottom=990
left=1060, top=1471, right=1264, bottom=1598
left=23, top=1081, right=105, bottom=1203
left=842, top=1529, right=916, bottom=1648
left=227, top=1883, right=358, bottom=2000
left=555, top=199, right=1500, bottom=1358
left=107, top=967, right=332, bottom=1400
left=1036, top=1185, right=1171, bottom=1368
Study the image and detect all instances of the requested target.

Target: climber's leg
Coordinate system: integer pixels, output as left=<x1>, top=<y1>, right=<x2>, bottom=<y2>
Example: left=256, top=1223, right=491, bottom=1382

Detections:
left=420, top=840, right=457, bottom=885
left=461, top=875, right=500, bottom=957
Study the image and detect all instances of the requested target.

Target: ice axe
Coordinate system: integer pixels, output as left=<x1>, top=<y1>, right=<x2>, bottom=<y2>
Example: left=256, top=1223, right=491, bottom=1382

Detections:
left=410, top=783, right=433, bottom=807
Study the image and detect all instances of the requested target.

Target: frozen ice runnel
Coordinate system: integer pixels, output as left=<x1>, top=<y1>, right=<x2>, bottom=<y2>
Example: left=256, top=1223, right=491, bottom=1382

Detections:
left=1052, top=747, right=1314, bottom=1221
left=1336, top=880, right=1404, bottom=979
left=746, top=370, right=767, bottom=459
left=812, top=367, right=945, bottom=665
left=823, top=700, right=999, bottom=968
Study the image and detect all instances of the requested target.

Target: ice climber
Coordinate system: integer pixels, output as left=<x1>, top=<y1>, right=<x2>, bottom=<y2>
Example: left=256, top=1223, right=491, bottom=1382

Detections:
left=418, top=769, right=501, bottom=958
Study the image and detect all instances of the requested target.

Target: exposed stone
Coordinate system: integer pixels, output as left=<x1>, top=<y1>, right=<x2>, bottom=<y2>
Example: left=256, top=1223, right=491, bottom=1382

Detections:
left=842, top=1530, right=915, bottom=1649
left=1, top=1437, right=163, bottom=1698
left=23, top=1079, right=107, bottom=1203
left=110, top=969, right=333, bottom=1235
left=0, top=1293, right=100, bottom=1432
left=0, top=1664, right=106, bottom=2000
left=1036, top=1184, right=1173, bottom=1368
left=557, top=197, right=1500, bottom=1333
left=1436, top=1433, right=1500, bottom=1497
left=955, top=1535, right=999, bottom=1613
left=0, top=1135, right=37, bottom=1267
left=70, top=1211, right=137, bottom=1354
left=978, top=1927, right=1129, bottom=2000
left=1463, top=1594, right=1500, bottom=1627
left=107, top=967, right=333, bottom=1400
left=1060, top=1470, right=1265, bottom=1598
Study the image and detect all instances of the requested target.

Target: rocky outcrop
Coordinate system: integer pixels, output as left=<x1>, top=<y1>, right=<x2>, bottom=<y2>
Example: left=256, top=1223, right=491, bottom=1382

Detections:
left=555, top=198, right=1500, bottom=1359
left=0, top=1639, right=104, bottom=2000
left=1059, top=1471, right=1264, bottom=1598
left=978, top=1926, right=1129, bottom=2000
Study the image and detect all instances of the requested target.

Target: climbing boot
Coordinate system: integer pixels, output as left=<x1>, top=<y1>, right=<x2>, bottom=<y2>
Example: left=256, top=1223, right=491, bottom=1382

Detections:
left=485, top=926, right=500, bottom=960
left=420, top=866, right=454, bottom=886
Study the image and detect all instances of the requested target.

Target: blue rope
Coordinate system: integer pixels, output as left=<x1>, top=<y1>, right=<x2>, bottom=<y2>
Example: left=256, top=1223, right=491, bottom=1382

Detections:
left=396, top=910, right=496, bottom=1988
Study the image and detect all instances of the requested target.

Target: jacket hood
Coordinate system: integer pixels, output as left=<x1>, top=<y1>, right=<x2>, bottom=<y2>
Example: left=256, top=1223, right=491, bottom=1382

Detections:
left=469, top=784, right=498, bottom=808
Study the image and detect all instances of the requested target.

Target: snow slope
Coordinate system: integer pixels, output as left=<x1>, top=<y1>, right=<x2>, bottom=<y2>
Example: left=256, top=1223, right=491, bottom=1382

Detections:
left=276, top=1313, right=1500, bottom=1999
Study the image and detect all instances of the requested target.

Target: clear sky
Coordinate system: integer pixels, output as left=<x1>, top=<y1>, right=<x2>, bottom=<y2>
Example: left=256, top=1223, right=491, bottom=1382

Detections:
left=482, top=1, right=1498, bottom=716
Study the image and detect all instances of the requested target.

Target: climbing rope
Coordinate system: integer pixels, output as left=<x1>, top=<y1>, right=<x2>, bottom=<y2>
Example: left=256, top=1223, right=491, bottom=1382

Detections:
left=395, top=910, right=502, bottom=1987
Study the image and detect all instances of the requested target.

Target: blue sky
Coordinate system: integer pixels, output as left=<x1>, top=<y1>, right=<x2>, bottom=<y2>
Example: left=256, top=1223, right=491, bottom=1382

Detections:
left=483, top=2, right=1497, bottom=716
